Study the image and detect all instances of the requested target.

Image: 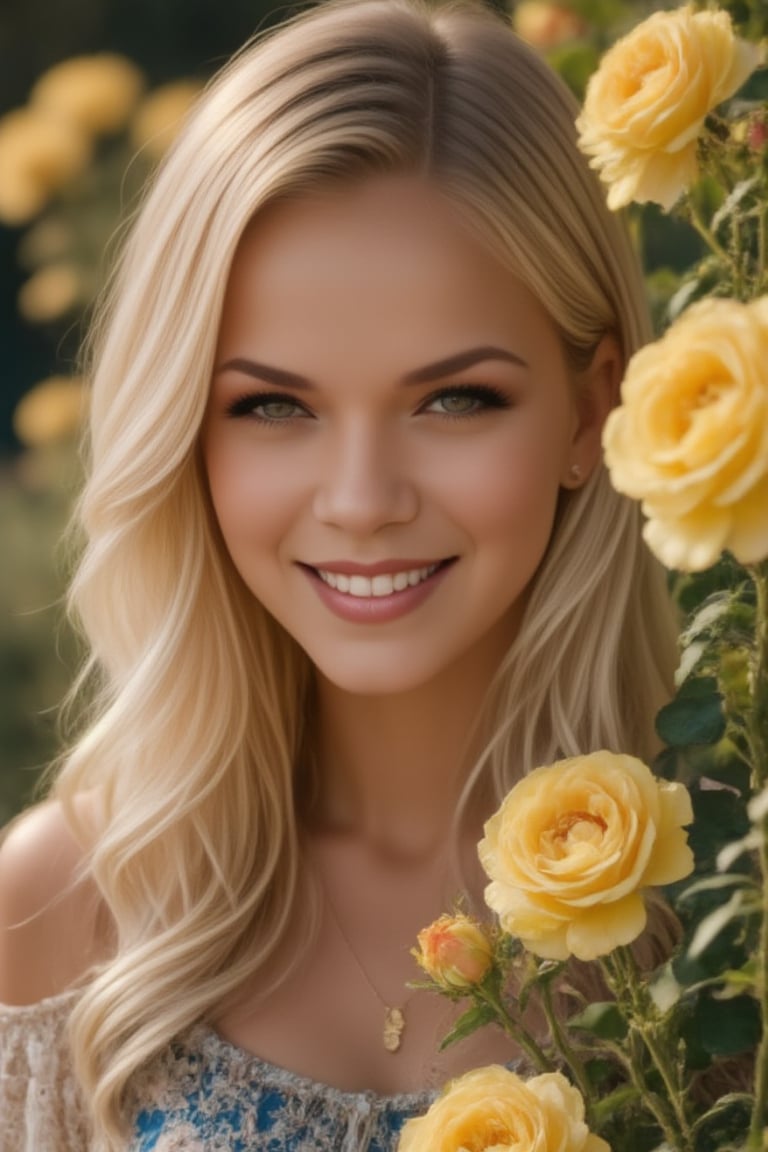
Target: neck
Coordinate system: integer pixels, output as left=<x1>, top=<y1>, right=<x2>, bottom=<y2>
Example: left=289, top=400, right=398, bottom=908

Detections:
left=308, top=647, right=503, bottom=860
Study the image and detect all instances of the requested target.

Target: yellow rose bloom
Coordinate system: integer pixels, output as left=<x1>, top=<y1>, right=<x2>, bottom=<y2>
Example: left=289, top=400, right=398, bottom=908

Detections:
left=478, top=752, right=693, bottom=962
left=31, top=54, right=144, bottom=136
left=398, top=1066, right=609, bottom=1152
left=413, top=913, right=493, bottom=991
left=604, top=295, right=768, bottom=571
left=576, top=6, right=763, bottom=210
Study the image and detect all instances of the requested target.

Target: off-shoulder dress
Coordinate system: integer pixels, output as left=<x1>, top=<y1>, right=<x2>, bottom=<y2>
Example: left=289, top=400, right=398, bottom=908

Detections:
left=0, top=991, right=442, bottom=1151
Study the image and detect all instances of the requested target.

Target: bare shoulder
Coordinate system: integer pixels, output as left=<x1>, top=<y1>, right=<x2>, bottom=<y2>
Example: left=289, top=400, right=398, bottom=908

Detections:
left=0, top=795, right=110, bottom=1005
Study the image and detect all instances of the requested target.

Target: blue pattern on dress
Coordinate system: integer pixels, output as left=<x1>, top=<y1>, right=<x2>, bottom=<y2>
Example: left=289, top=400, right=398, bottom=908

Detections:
left=127, top=1026, right=440, bottom=1152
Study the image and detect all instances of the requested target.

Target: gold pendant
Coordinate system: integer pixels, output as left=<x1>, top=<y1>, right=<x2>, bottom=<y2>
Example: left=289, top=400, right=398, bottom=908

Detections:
left=383, top=1006, right=405, bottom=1052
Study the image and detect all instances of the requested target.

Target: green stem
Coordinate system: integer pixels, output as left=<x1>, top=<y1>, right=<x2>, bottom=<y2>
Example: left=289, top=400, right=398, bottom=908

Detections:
left=475, top=984, right=554, bottom=1075
left=688, top=204, right=737, bottom=274
left=604, top=950, right=693, bottom=1152
left=746, top=563, right=768, bottom=1149
left=540, top=979, right=595, bottom=1121
left=748, top=564, right=768, bottom=790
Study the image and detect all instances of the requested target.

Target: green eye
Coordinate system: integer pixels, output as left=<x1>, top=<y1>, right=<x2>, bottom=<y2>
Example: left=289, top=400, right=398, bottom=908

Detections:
left=433, top=392, right=480, bottom=414
left=424, top=385, right=509, bottom=417
left=258, top=400, right=301, bottom=420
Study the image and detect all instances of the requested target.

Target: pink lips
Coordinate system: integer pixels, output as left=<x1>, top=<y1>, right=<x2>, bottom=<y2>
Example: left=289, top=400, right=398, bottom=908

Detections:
left=300, top=559, right=455, bottom=623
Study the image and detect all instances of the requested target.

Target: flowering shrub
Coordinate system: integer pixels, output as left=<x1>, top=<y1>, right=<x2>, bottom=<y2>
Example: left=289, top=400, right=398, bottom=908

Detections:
left=406, top=3, right=768, bottom=1150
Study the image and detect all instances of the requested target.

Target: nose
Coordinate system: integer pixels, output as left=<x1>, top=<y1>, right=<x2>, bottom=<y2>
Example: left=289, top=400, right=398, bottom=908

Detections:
left=312, top=417, right=418, bottom=534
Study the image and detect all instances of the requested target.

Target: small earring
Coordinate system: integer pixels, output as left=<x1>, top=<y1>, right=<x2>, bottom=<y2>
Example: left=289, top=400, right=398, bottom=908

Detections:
left=569, top=463, right=583, bottom=482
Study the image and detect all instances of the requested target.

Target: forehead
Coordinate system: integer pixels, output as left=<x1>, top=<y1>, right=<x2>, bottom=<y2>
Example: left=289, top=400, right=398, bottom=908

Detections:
left=216, top=175, right=558, bottom=371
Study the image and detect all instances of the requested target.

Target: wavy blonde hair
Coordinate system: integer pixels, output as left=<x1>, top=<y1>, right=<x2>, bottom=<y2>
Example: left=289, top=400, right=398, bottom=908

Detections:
left=54, top=0, right=678, bottom=1143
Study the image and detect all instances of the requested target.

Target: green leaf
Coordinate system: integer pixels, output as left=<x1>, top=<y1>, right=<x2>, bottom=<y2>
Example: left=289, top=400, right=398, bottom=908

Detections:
left=677, top=874, right=757, bottom=902
left=716, top=831, right=762, bottom=872
left=691, top=1093, right=753, bottom=1152
left=688, top=891, right=747, bottom=958
left=711, top=176, right=760, bottom=232
left=696, top=996, right=761, bottom=1056
left=656, top=676, right=726, bottom=748
left=569, top=1001, right=627, bottom=1040
left=687, top=786, right=750, bottom=871
left=437, top=1002, right=498, bottom=1051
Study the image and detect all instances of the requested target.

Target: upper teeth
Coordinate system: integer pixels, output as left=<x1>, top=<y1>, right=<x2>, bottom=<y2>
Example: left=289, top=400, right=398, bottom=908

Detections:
left=316, top=564, right=439, bottom=597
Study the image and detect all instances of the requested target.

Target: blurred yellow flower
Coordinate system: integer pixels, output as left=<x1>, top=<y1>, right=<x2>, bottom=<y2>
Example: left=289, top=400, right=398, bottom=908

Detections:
left=31, top=54, right=144, bottom=136
left=18, top=264, right=82, bottom=324
left=13, top=377, right=87, bottom=447
left=0, top=170, right=48, bottom=227
left=479, top=752, right=693, bottom=961
left=413, top=913, right=493, bottom=991
left=398, top=1066, right=608, bottom=1152
left=131, top=81, right=202, bottom=160
left=604, top=295, right=768, bottom=571
left=0, top=108, right=90, bottom=225
left=17, top=219, right=74, bottom=270
left=576, top=6, right=763, bottom=209
left=513, top=2, right=585, bottom=51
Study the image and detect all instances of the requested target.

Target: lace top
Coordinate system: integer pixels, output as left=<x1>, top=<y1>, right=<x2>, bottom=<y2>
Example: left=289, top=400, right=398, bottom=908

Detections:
left=0, top=991, right=443, bottom=1152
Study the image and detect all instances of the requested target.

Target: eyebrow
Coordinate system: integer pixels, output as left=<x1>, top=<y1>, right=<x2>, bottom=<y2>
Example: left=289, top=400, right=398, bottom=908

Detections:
left=214, top=345, right=528, bottom=389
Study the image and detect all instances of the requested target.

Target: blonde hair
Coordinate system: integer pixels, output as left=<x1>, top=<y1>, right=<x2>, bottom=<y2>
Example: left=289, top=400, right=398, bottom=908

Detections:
left=54, top=0, right=678, bottom=1143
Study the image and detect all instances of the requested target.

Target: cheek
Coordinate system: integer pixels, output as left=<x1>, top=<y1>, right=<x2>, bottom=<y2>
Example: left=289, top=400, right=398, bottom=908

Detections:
left=203, top=441, right=298, bottom=556
left=438, top=434, right=564, bottom=545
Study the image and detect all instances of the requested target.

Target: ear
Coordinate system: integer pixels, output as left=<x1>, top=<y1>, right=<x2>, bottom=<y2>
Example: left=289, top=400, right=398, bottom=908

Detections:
left=560, top=334, right=624, bottom=489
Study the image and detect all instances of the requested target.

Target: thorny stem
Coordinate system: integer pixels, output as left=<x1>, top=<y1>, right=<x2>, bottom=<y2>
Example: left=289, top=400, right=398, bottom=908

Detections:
left=603, top=950, right=694, bottom=1152
left=540, top=979, right=595, bottom=1124
left=688, top=203, right=737, bottom=273
left=747, top=564, right=768, bottom=1149
left=474, top=983, right=554, bottom=1076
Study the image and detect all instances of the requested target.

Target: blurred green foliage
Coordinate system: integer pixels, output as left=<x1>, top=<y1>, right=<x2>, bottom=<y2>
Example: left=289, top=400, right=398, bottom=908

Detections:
left=1, top=446, right=81, bottom=825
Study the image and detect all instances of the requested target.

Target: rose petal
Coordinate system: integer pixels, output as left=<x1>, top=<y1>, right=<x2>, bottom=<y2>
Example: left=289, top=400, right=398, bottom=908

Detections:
left=566, top=893, right=648, bottom=961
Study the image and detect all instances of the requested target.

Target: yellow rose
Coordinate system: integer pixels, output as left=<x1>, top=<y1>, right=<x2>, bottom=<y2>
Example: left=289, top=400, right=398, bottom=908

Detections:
left=31, top=54, right=144, bottom=136
left=413, top=913, right=494, bottom=991
left=478, top=752, right=693, bottom=962
left=604, top=295, right=768, bottom=571
left=398, top=1066, right=609, bottom=1152
left=576, top=7, right=763, bottom=210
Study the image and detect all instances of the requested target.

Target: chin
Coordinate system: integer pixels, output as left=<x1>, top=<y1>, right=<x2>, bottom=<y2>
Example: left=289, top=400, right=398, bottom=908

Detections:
left=308, top=650, right=454, bottom=698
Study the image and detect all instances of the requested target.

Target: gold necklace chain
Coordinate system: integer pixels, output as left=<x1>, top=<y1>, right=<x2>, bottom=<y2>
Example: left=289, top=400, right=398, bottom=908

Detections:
left=321, top=884, right=416, bottom=1053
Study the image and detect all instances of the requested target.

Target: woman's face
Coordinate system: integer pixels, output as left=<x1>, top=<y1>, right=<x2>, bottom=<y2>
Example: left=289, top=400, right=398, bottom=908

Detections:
left=203, top=175, right=607, bottom=696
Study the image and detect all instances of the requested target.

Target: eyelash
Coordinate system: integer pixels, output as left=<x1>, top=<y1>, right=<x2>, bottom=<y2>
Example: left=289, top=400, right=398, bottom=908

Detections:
left=224, top=384, right=511, bottom=424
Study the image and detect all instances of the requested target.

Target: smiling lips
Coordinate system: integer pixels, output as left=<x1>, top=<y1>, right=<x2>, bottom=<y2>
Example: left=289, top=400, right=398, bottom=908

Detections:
left=316, top=563, right=440, bottom=598
left=301, top=558, right=454, bottom=621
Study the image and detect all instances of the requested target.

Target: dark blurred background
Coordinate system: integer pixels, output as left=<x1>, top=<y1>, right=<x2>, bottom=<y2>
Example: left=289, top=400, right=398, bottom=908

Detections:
left=0, top=0, right=293, bottom=821
left=0, top=0, right=293, bottom=455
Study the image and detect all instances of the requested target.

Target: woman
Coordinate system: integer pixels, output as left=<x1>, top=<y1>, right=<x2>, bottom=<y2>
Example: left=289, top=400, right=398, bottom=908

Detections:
left=0, top=0, right=678, bottom=1147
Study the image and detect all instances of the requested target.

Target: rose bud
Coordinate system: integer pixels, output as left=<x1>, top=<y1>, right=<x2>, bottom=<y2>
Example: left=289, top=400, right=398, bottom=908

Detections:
left=413, top=913, right=494, bottom=991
